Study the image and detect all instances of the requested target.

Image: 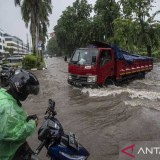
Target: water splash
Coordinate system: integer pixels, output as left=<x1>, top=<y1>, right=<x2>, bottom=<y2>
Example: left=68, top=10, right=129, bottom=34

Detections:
left=82, top=87, right=160, bottom=100
left=132, top=80, right=160, bottom=87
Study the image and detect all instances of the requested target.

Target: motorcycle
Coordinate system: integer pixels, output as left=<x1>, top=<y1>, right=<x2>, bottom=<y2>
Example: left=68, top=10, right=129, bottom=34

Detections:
left=0, top=65, right=15, bottom=87
left=31, top=99, right=90, bottom=160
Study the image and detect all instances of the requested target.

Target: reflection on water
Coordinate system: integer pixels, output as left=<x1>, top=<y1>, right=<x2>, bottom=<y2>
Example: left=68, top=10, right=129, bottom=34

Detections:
left=26, top=58, right=160, bottom=160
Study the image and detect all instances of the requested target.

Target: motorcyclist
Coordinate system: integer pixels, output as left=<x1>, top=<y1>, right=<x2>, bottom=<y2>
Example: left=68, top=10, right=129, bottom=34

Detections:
left=0, top=69, right=40, bottom=160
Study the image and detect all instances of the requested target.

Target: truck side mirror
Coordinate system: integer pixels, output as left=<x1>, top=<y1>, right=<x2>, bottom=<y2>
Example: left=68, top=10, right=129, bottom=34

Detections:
left=92, top=56, right=96, bottom=63
left=64, top=56, right=67, bottom=62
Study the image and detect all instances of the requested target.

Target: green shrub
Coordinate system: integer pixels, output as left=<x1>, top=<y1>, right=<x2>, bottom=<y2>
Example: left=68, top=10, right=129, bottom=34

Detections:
left=22, top=54, right=38, bottom=70
left=22, top=54, right=46, bottom=70
left=139, top=52, right=147, bottom=56
left=152, top=50, right=160, bottom=58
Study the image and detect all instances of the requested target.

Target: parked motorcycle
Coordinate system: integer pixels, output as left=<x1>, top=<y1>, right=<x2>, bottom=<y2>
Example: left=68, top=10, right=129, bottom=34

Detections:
left=30, top=99, right=89, bottom=160
left=0, top=65, right=15, bottom=87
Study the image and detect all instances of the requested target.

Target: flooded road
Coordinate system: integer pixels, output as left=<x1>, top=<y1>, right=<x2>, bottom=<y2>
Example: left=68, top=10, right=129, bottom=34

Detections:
left=24, top=57, right=160, bottom=160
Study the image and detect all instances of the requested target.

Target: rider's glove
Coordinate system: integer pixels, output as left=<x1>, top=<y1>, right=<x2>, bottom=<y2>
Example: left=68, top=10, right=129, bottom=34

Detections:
left=26, top=114, right=39, bottom=126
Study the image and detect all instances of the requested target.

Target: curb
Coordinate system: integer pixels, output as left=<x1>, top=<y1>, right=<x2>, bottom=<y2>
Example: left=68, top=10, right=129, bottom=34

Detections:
left=31, top=67, right=47, bottom=70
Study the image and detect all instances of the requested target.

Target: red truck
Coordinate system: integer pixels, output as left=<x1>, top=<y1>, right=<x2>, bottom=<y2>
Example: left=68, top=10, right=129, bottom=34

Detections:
left=68, top=41, right=153, bottom=87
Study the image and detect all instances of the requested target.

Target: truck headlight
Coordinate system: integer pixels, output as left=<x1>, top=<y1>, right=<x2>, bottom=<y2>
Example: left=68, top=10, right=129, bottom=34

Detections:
left=68, top=74, right=72, bottom=80
left=87, top=75, right=97, bottom=83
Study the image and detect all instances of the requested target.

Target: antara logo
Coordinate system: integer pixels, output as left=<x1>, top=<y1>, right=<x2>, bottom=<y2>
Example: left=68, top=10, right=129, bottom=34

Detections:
left=121, top=144, right=135, bottom=158
left=120, top=142, right=160, bottom=159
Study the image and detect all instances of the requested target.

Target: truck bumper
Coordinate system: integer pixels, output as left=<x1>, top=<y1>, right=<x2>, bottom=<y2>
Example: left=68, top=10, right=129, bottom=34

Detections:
left=68, top=79, right=98, bottom=88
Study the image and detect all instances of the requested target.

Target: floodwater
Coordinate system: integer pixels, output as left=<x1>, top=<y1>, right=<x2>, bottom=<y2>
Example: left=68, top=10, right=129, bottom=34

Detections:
left=23, top=57, right=160, bottom=160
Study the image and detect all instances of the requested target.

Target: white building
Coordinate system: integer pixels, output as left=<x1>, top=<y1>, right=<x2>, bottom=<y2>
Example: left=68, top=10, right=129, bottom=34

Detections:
left=4, top=34, right=29, bottom=55
left=0, top=27, right=33, bottom=56
left=0, top=28, right=5, bottom=55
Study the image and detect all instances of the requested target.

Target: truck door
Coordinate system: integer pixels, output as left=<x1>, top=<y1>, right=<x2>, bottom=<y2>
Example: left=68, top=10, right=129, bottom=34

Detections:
left=97, top=49, right=114, bottom=85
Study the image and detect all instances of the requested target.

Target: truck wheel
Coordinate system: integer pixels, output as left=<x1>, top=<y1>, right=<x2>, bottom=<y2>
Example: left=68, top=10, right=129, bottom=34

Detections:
left=139, top=72, right=145, bottom=79
left=115, top=81, right=122, bottom=86
left=142, top=72, right=145, bottom=79
left=104, top=78, right=115, bottom=87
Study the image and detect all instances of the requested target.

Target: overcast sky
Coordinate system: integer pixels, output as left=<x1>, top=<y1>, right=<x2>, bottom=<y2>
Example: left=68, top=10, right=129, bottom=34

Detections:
left=0, top=0, right=160, bottom=44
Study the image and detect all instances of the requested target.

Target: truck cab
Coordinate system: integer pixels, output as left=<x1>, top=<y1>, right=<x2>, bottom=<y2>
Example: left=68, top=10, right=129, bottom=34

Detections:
left=68, top=46, right=115, bottom=87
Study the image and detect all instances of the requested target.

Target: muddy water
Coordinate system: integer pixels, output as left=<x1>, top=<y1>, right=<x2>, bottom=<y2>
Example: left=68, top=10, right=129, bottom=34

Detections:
left=23, top=57, right=160, bottom=160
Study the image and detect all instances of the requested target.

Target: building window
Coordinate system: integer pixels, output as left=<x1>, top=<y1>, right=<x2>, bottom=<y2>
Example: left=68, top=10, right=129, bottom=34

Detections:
left=5, top=38, right=12, bottom=41
left=0, top=33, right=4, bottom=37
left=7, top=43, right=15, bottom=46
left=0, top=45, right=2, bottom=49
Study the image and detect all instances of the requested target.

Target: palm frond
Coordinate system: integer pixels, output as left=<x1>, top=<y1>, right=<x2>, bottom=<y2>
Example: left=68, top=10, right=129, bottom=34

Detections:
left=148, top=10, right=160, bottom=22
left=14, top=0, right=21, bottom=6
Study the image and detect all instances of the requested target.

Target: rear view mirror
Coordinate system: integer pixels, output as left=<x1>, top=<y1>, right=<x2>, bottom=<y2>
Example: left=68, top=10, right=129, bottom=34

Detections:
left=48, top=99, right=55, bottom=111
left=92, top=56, right=96, bottom=63
left=45, top=99, right=57, bottom=116
left=64, top=56, right=67, bottom=62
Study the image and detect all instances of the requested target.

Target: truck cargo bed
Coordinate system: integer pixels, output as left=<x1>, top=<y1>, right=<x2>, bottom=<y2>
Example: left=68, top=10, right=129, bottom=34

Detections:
left=116, top=58, right=153, bottom=79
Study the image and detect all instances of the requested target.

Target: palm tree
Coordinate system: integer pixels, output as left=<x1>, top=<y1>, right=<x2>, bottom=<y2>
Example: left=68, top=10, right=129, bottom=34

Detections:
left=14, top=0, right=52, bottom=54
left=136, top=11, right=160, bottom=56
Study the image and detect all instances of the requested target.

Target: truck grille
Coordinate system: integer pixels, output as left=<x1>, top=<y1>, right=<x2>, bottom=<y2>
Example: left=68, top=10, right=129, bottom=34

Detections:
left=71, top=74, right=87, bottom=82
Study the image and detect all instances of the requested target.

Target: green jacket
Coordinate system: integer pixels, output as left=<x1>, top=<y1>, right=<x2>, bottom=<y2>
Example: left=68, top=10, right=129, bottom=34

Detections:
left=0, top=88, right=36, bottom=160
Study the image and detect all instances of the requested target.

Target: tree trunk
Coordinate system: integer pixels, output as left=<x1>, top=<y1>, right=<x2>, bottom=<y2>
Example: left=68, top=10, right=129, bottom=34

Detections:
left=31, top=26, right=36, bottom=55
left=31, top=9, right=37, bottom=55
left=147, top=45, right=152, bottom=57
left=36, top=17, right=40, bottom=57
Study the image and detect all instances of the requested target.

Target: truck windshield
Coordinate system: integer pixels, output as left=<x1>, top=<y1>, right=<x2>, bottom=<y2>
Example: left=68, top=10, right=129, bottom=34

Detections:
left=71, top=48, right=98, bottom=65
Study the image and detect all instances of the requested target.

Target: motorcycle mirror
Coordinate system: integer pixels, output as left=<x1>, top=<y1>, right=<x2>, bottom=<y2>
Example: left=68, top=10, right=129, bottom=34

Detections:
left=48, top=99, right=55, bottom=109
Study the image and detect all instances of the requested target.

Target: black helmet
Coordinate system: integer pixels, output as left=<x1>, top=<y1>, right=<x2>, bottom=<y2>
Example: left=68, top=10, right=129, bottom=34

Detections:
left=9, top=69, right=40, bottom=101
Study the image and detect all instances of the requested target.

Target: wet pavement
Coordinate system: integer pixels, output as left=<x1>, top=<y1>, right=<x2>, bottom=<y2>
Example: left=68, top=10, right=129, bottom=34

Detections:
left=23, top=57, right=160, bottom=160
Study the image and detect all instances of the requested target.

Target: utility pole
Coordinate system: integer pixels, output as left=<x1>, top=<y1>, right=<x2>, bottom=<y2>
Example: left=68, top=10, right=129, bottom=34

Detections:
left=27, top=34, right=29, bottom=53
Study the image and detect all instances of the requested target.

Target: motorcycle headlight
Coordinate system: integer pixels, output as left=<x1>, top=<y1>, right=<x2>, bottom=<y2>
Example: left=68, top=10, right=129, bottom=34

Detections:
left=59, top=152, right=87, bottom=160
left=68, top=74, right=72, bottom=80
left=87, top=75, right=97, bottom=83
